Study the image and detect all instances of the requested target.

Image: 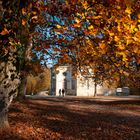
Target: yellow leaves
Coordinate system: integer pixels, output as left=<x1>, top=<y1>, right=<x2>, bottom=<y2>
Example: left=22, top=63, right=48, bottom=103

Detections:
left=32, top=11, right=37, bottom=15
left=9, top=41, right=21, bottom=46
left=0, top=28, right=10, bottom=35
left=9, top=41, right=15, bottom=46
left=117, top=23, right=122, bottom=32
left=125, top=7, right=132, bottom=14
left=130, top=24, right=136, bottom=32
left=75, top=18, right=81, bottom=24
left=116, top=6, right=121, bottom=10
left=114, top=36, right=120, bottom=42
left=22, top=8, right=26, bottom=15
left=116, top=51, right=128, bottom=62
left=123, top=23, right=130, bottom=31
left=84, top=27, right=97, bottom=36
left=133, top=36, right=140, bottom=43
left=133, top=28, right=139, bottom=33
left=73, top=18, right=81, bottom=27
left=126, top=37, right=133, bottom=45
left=119, top=69, right=123, bottom=74
left=56, top=25, right=61, bottom=29
left=88, top=25, right=94, bottom=30
left=118, top=44, right=125, bottom=50
left=54, top=25, right=67, bottom=34
left=109, top=32, right=114, bottom=37
left=76, top=12, right=81, bottom=16
left=82, top=1, right=88, bottom=9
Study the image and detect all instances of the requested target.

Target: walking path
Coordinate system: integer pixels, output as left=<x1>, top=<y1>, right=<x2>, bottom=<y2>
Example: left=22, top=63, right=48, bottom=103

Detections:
left=25, top=94, right=140, bottom=101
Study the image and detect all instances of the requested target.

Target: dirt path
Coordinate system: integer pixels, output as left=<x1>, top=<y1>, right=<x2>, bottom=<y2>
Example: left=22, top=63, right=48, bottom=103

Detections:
left=0, top=97, right=140, bottom=140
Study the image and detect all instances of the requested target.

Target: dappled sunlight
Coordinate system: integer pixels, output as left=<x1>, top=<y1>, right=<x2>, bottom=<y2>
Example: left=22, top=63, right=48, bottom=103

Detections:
left=3, top=98, right=139, bottom=139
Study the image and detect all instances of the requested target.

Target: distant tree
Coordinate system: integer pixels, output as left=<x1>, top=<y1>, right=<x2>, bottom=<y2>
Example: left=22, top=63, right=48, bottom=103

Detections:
left=26, top=68, right=51, bottom=94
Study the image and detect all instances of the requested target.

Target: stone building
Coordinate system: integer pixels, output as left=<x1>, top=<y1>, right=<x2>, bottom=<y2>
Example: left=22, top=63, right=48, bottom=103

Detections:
left=51, top=65, right=116, bottom=96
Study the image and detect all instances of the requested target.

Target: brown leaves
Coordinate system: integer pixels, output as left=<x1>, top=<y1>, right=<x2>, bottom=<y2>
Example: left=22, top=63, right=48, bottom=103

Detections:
left=0, top=98, right=139, bottom=139
left=0, top=28, right=10, bottom=35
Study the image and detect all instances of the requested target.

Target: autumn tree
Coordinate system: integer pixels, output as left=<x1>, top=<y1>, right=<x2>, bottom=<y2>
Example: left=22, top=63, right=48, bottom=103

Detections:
left=0, top=0, right=48, bottom=128
left=26, top=68, right=51, bottom=94
left=50, top=0, right=140, bottom=90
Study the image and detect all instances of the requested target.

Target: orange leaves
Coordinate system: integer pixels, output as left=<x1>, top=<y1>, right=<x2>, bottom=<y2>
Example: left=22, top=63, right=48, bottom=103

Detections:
left=22, top=19, right=27, bottom=26
left=84, top=27, right=97, bottom=36
left=22, top=8, right=26, bottom=15
left=72, top=23, right=81, bottom=28
left=117, top=44, right=125, bottom=51
left=134, top=31, right=140, bottom=40
left=99, top=43, right=106, bottom=50
left=0, top=28, right=10, bottom=35
left=137, top=58, right=140, bottom=64
left=87, top=16, right=102, bottom=20
left=132, top=46, right=140, bottom=54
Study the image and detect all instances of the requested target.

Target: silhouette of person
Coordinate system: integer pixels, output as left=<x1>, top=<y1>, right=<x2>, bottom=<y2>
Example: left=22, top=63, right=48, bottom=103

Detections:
left=62, top=89, right=65, bottom=97
left=59, top=89, right=61, bottom=96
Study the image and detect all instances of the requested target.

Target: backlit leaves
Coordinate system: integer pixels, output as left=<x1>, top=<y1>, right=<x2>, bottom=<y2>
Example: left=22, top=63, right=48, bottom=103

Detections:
left=0, top=28, right=10, bottom=35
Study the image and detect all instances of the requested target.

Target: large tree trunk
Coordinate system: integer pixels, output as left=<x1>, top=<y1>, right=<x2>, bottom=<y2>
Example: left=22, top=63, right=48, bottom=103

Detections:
left=0, top=54, right=20, bottom=129
left=0, top=107, right=9, bottom=128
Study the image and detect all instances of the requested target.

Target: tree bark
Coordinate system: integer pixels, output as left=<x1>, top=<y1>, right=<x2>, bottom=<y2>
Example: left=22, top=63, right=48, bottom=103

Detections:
left=94, top=79, right=97, bottom=97
left=17, top=78, right=27, bottom=100
left=0, top=108, right=9, bottom=129
left=0, top=54, right=20, bottom=128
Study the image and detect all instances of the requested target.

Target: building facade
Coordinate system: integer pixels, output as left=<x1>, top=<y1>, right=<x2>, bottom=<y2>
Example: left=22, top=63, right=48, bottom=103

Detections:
left=51, top=65, right=116, bottom=96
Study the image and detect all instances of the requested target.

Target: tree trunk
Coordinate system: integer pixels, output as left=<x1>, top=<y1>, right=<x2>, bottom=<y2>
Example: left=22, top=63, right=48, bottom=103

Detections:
left=0, top=54, right=20, bottom=129
left=94, top=80, right=97, bottom=97
left=0, top=108, right=9, bottom=129
left=0, top=93, right=9, bottom=128
left=17, top=78, right=27, bottom=100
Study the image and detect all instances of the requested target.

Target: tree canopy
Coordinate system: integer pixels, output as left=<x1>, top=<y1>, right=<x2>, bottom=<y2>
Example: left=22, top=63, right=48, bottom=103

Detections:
left=0, top=0, right=140, bottom=84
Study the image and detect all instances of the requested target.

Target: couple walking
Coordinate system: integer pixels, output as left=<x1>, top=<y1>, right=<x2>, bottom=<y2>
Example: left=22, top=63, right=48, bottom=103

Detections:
left=59, top=89, right=65, bottom=97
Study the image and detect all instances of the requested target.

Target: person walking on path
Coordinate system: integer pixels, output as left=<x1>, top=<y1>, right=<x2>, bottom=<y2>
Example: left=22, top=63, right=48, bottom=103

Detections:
left=62, top=89, right=65, bottom=97
left=59, top=89, right=61, bottom=96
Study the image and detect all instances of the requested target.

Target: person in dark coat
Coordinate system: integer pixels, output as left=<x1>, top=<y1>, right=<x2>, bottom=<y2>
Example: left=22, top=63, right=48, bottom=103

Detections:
left=62, top=89, right=65, bottom=97
left=59, top=89, right=61, bottom=96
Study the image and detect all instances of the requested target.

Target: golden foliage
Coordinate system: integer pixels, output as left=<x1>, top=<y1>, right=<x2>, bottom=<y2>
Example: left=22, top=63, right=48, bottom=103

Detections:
left=26, top=68, right=51, bottom=94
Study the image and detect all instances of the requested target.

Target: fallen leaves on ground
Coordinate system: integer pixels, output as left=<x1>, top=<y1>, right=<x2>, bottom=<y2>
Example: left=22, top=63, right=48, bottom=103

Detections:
left=0, top=97, right=140, bottom=140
